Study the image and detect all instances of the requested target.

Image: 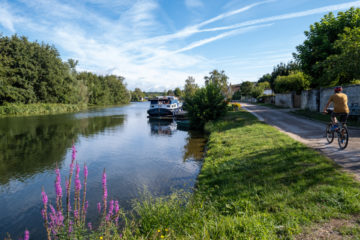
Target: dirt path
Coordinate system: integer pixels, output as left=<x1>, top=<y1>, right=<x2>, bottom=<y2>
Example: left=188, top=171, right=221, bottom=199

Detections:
left=241, top=103, right=360, bottom=180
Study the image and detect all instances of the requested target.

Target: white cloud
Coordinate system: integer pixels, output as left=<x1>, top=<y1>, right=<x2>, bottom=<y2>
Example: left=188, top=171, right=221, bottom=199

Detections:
left=185, top=0, right=203, bottom=8
left=0, top=3, right=18, bottom=32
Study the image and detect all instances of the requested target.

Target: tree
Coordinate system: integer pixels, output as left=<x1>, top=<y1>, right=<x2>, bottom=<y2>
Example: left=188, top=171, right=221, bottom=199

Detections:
left=321, top=27, right=360, bottom=86
left=184, top=76, right=198, bottom=98
left=204, top=70, right=229, bottom=96
left=239, top=81, right=254, bottom=97
left=274, top=71, right=310, bottom=93
left=174, top=87, right=182, bottom=97
left=185, top=83, right=227, bottom=129
left=166, top=89, right=174, bottom=96
left=131, top=88, right=145, bottom=102
left=258, top=73, right=271, bottom=83
left=294, top=7, right=360, bottom=87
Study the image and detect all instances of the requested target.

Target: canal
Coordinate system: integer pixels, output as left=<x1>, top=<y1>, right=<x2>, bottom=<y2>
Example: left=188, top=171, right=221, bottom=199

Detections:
left=0, top=102, right=206, bottom=239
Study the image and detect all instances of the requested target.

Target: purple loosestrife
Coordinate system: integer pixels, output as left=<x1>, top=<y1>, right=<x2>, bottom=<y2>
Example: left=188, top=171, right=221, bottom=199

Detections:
left=41, top=189, right=51, bottom=240
left=88, top=222, right=92, bottom=231
left=24, top=230, right=30, bottom=240
left=55, top=168, right=62, bottom=212
left=97, top=202, right=101, bottom=214
left=66, top=144, right=76, bottom=220
left=115, top=200, right=120, bottom=226
left=74, top=163, right=81, bottom=219
left=82, top=164, right=88, bottom=223
left=102, top=169, right=108, bottom=217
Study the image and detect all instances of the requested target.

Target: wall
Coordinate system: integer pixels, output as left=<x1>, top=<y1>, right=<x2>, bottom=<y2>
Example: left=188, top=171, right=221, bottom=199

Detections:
left=275, top=93, right=293, bottom=108
left=301, top=89, right=319, bottom=111
left=319, top=85, right=360, bottom=114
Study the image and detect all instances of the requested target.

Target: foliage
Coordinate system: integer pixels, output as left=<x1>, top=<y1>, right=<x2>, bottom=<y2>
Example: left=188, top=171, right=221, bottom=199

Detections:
left=267, top=61, right=300, bottom=89
left=174, top=87, right=182, bottom=97
left=185, top=83, right=227, bottom=129
left=321, top=27, right=360, bottom=86
left=228, top=102, right=241, bottom=111
left=0, top=34, right=130, bottom=109
left=0, top=103, right=86, bottom=116
left=231, top=90, right=242, bottom=100
left=131, top=88, right=145, bottom=102
left=166, top=89, right=174, bottom=96
left=239, top=81, right=254, bottom=97
left=118, top=111, right=360, bottom=239
left=183, top=76, right=198, bottom=98
left=274, top=71, right=311, bottom=93
left=257, top=73, right=271, bottom=83
left=294, top=7, right=360, bottom=87
left=76, top=72, right=130, bottom=105
left=204, top=70, right=229, bottom=96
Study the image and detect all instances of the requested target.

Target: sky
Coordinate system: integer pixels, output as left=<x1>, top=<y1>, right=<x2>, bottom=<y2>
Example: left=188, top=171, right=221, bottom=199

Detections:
left=1, top=0, right=360, bottom=91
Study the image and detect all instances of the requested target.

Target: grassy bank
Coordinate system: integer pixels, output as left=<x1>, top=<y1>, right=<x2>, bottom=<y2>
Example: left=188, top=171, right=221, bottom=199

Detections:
left=123, top=110, right=360, bottom=239
left=291, top=109, right=360, bottom=127
left=0, top=103, right=87, bottom=116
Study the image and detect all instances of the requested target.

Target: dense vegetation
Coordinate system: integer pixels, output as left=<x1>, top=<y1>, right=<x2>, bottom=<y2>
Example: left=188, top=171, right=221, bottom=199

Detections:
left=184, top=70, right=228, bottom=129
left=116, top=110, right=360, bottom=239
left=0, top=35, right=130, bottom=113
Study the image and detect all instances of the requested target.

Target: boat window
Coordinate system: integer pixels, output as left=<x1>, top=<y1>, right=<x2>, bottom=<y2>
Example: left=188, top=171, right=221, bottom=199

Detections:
left=167, top=105, right=170, bottom=107
left=150, top=100, right=158, bottom=104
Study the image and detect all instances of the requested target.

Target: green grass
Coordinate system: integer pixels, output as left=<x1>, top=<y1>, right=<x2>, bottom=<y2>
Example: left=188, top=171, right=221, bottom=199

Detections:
left=0, top=103, right=87, bottom=116
left=291, top=109, right=360, bottom=127
left=120, top=110, right=360, bottom=239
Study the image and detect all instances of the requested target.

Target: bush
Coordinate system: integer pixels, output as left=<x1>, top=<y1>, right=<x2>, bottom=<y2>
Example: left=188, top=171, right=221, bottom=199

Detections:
left=185, top=83, right=227, bottom=129
left=274, top=71, right=310, bottom=93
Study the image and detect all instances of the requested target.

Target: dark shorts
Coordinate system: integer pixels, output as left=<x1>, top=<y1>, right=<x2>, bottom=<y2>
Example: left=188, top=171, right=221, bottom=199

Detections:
left=331, top=112, right=349, bottom=124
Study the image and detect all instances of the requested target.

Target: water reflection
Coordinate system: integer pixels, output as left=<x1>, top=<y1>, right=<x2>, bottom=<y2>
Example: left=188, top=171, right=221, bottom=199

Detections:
left=148, top=119, right=177, bottom=135
left=0, top=115, right=125, bottom=185
left=183, top=131, right=207, bottom=162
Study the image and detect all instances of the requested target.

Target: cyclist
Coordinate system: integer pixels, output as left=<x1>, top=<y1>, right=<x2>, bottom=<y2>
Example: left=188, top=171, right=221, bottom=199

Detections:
left=322, top=86, right=349, bottom=130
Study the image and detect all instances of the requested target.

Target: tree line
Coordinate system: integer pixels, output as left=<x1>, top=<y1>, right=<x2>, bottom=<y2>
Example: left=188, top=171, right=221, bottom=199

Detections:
left=0, top=35, right=130, bottom=106
left=235, top=7, right=360, bottom=97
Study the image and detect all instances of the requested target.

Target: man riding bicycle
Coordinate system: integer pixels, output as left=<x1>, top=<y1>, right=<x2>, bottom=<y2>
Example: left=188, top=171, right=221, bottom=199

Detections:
left=322, top=86, right=349, bottom=129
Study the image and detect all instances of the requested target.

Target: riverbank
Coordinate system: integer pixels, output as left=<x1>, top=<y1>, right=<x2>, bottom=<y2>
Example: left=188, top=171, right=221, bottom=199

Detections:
left=0, top=103, right=88, bottom=116
left=124, top=110, right=360, bottom=239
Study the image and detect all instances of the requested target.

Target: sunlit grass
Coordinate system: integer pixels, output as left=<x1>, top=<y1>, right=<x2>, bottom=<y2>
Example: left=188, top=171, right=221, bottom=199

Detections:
left=124, top=110, right=360, bottom=239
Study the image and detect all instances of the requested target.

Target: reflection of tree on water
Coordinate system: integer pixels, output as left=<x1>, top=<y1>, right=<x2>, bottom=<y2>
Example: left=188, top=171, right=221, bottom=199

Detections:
left=148, top=119, right=177, bottom=135
left=183, top=131, right=207, bottom=162
left=0, top=115, right=125, bottom=185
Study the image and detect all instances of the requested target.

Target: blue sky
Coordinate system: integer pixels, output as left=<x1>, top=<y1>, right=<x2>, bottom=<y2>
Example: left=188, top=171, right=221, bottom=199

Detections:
left=1, top=0, right=360, bottom=91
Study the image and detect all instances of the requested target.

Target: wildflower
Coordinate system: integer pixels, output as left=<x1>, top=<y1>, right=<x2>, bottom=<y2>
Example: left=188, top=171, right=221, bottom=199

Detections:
left=75, top=163, right=81, bottom=192
left=24, top=230, right=30, bottom=240
left=100, top=237, right=103, bottom=240
left=72, top=144, right=76, bottom=160
left=55, top=168, right=62, bottom=198
left=161, top=235, right=164, bottom=238
left=165, top=229, right=168, bottom=231
left=88, top=222, right=92, bottom=231
left=42, top=189, right=48, bottom=206
left=158, top=230, right=161, bottom=232
left=102, top=169, right=107, bottom=215
left=119, top=233, right=123, bottom=238
left=97, top=202, right=101, bottom=213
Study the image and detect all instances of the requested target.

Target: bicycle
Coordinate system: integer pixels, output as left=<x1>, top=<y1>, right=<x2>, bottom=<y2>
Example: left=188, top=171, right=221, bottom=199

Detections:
left=324, top=109, right=349, bottom=149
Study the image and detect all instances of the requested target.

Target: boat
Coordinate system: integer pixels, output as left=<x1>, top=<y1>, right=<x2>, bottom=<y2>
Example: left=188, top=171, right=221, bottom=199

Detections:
left=147, top=96, right=183, bottom=117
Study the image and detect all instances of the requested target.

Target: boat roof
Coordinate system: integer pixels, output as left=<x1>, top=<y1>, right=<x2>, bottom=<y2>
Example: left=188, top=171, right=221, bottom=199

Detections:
left=149, top=96, right=177, bottom=101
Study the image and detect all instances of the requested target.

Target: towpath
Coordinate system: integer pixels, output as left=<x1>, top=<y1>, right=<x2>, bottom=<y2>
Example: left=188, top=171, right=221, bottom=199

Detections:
left=241, top=103, right=360, bottom=180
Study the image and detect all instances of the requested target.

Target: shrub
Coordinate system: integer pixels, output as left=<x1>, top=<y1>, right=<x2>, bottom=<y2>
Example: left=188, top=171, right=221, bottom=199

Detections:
left=185, top=83, right=227, bottom=129
left=274, top=71, right=310, bottom=94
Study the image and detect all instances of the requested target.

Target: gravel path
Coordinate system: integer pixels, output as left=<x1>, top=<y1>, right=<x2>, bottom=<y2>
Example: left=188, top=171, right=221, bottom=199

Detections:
left=241, top=103, right=360, bottom=180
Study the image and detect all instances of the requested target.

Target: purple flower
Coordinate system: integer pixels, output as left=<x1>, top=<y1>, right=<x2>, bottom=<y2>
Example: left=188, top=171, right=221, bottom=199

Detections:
left=84, top=164, right=88, bottom=179
left=97, top=202, right=101, bottom=213
left=108, top=200, right=114, bottom=216
left=84, top=201, right=89, bottom=213
left=119, top=233, right=123, bottom=238
left=102, top=170, right=107, bottom=202
left=74, top=210, right=79, bottom=220
left=24, top=230, right=30, bottom=240
left=68, top=220, right=73, bottom=233
left=72, top=145, right=76, bottom=160
left=55, top=168, right=62, bottom=198
left=115, top=200, right=119, bottom=214
left=42, top=190, right=48, bottom=206
left=75, top=164, right=81, bottom=192
left=88, top=222, right=92, bottom=231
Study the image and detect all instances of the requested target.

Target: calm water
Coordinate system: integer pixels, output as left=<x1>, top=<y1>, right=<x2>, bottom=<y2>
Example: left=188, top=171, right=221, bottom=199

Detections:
left=0, top=102, right=206, bottom=239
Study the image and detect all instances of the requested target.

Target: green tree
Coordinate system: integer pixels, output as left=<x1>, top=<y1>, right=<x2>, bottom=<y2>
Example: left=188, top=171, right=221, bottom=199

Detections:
left=174, top=87, right=182, bottom=97
left=258, top=73, right=271, bottom=83
left=185, top=83, right=227, bottom=129
left=274, top=71, right=310, bottom=93
left=131, top=88, right=145, bottom=102
left=239, top=81, right=254, bottom=97
left=184, top=76, right=198, bottom=98
left=321, top=27, right=360, bottom=86
left=204, top=70, right=229, bottom=96
left=294, top=7, right=360, bottom=87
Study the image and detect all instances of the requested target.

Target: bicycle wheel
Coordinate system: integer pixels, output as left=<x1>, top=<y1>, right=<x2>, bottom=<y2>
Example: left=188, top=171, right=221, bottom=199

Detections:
left=326, top=123, right=334, bottom=143
left=338, top=126, right=349, bottom=149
